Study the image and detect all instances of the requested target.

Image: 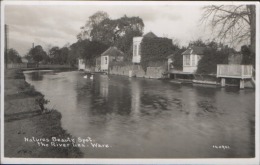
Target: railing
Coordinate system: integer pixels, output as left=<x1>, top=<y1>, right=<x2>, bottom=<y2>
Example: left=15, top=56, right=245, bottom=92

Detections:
left=217, top=64, right=253, bottom=78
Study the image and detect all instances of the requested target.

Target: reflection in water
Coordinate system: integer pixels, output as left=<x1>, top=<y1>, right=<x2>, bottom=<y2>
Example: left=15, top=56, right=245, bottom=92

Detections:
left=30, top=71, right=44, bottom=81
left=24, top=71, right=255, bottom=158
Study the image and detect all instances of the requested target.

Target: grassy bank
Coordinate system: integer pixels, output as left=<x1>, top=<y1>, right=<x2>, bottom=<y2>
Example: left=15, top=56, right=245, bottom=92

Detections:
left=4, top=69, right=83, bottom=158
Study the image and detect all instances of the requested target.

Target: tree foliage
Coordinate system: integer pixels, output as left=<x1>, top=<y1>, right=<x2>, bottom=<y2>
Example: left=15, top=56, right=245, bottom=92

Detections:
left=77, top=12, right=144, bottom=56
left=196, top=41, right=232, bottom=74
left=7, top=48, right=22, bottom=63
left=77, top=11, right=109, bottom=40
left=49, top=46, right=69, bottom=64
left=241, top=45, right=255, bottom=67
left=68, top=39, right=109, bottom=66
left=189, top=39, right=207, bottom=47
left=28, top=45, right=48, bottom=63
left=140, top=37, right=178, bottom=71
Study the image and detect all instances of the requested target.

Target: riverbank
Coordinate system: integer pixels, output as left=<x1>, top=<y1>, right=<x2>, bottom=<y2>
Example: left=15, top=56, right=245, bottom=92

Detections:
left=4, top=69, right=83, bottom=158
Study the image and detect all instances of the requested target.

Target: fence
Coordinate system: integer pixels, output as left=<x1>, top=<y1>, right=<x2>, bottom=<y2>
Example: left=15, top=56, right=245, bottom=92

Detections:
left=217, top=64, right=253, bottom=79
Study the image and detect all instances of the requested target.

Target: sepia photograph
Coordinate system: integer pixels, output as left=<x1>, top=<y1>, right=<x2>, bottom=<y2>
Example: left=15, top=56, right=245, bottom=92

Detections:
left=1, top=1, right=259, bottom=164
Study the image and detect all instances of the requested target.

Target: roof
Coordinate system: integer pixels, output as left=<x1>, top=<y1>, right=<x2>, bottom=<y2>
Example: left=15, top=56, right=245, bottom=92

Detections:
left=101, top=47, right=125, bottom=57
left=143, top=32, right=157, bottom=38
left=182, top=46, right=205, bottom=55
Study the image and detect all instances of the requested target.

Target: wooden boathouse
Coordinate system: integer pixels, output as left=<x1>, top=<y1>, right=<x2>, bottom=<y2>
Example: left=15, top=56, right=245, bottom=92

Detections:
left=217, top=64, right=253, bottom=89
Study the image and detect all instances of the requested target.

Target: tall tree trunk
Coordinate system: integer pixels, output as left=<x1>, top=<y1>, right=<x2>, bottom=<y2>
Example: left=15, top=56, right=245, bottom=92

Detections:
left=247, top=5, right=256, bottom=55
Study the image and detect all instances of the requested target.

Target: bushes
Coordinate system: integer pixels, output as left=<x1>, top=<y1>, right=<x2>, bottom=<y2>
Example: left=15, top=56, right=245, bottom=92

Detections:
left=196, top=48, right=229, bottom=74
left=140, top=37, right=178, bottom=71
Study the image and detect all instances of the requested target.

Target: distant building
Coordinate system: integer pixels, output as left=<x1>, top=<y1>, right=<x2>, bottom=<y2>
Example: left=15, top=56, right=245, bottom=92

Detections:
left=100, top=47, right=125, bottom=72
left=132, top=32, right=157, bottom=64
left=182, top=46, right=205, bottom=73
left=78, top=58, right=86, bottom=70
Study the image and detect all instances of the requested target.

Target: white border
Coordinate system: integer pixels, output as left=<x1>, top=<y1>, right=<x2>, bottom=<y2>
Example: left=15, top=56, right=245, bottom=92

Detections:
left=1, top=1, right=259, bottom=164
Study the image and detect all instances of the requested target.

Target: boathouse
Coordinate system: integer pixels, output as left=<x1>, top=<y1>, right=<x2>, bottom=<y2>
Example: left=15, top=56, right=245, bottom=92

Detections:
left=182, top=46, right=205, bottom=73
left=100, top=47, right=125, bottom=72
left=217, top=64, right=253, bottom=89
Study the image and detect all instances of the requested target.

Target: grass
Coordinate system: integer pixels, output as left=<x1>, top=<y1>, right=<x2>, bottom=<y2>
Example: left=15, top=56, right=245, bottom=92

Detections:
left=4, top=68, right=83, bottom=158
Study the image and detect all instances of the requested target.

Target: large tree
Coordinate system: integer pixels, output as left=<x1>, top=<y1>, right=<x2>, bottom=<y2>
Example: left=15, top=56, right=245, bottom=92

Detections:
left=201, top=5, right=256, bottom=55
left=77, top=11, right=109, bottom=40
left=140, top=37, right=179, bottom=71
left=28, top=45, right=47, bottom=64
left=77, top=12, right=144, bottom=54
left=68, top=39, right=108, bottom=66
left=7, top=48, right=22, bottom=63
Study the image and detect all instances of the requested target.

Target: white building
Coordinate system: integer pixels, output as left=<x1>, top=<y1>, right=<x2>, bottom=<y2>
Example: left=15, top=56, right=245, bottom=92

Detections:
left=100, top=47, right=124, bottom=72
left=78, top=58, right=86, bottom=70
left=182, top=46, right=205, bottom=73
left=132, top=37, right=143, bottom=63
left=132, top=32, right=157, bottom=64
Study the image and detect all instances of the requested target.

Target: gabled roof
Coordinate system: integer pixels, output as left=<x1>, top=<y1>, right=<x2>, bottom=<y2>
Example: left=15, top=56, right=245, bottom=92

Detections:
left=182, top=46, right=205, bottom=55
left=143, top=32, right=157, bottom=38
left=101, top=46, right=125, bottom=57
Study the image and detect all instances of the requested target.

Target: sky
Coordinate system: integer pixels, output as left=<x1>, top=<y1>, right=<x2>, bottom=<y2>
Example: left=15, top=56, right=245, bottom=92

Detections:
left=4, top=2, right=213, bottom=56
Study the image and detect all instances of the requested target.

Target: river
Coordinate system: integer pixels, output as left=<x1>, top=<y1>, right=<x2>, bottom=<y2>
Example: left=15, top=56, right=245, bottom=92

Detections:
left=24, top=70, right=255, bottom=158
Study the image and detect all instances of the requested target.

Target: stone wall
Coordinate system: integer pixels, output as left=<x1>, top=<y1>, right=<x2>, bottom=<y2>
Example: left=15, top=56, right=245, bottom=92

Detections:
left=109, top=64, right=167, bottom=79
left=109, top=65, right=132, bottom=76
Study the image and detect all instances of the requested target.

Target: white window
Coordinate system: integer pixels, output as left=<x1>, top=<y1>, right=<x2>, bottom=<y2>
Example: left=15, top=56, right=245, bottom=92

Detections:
left=184, top=55, right=190, bottom=66
left=134, top=45, right=138, bottom=56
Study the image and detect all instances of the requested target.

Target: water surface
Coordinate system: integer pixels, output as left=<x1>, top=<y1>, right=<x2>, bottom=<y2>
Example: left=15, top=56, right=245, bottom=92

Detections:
left=24, top=70, right=255, bottom=158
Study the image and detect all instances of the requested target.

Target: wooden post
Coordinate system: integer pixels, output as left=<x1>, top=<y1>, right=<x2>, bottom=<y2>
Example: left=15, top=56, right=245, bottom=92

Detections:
left=240, top=79, right=245, bottom=89
left=221, top=78, right=226, bottom=87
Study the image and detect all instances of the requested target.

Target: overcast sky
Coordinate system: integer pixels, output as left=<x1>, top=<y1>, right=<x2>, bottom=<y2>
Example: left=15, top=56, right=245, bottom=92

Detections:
left=5, top=3, right=212, bottom=56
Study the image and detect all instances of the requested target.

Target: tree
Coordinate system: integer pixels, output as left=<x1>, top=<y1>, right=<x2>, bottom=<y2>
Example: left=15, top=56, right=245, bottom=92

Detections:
left=189, top=39, right=207, bottom=47
left=201, top=5, right=256, bottom=55
left=49, top=46, right=60, bottom=64
left=78, top=12, right=144, bottom=53
left=68, top=39, right=109, bottom=67
left=140, top=37, right=178, bottom=71
left=241, top=45, right=255, bottom=66
left=60, top=47, right=69, bottom=64
left=7, top=48, right=22, bottom=63
left=196, top=42, right=231, bottom=74
left=28, top=45, right=47, bottom=64
left=77, top=11, right=109, bottom=40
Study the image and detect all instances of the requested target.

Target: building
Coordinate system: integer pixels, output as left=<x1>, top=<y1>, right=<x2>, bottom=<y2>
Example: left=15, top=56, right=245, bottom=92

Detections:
left=182, top=46, right=205, bottom=73
left=100, top=47, right=125, bottom=72
left=132, top=32, right=157, bottom=64
left=78, top=58, right=86, bottom=70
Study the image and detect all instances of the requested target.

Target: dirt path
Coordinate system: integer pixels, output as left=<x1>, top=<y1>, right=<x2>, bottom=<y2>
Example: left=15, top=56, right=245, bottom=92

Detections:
left=4, top=69, right=82, bottom=158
